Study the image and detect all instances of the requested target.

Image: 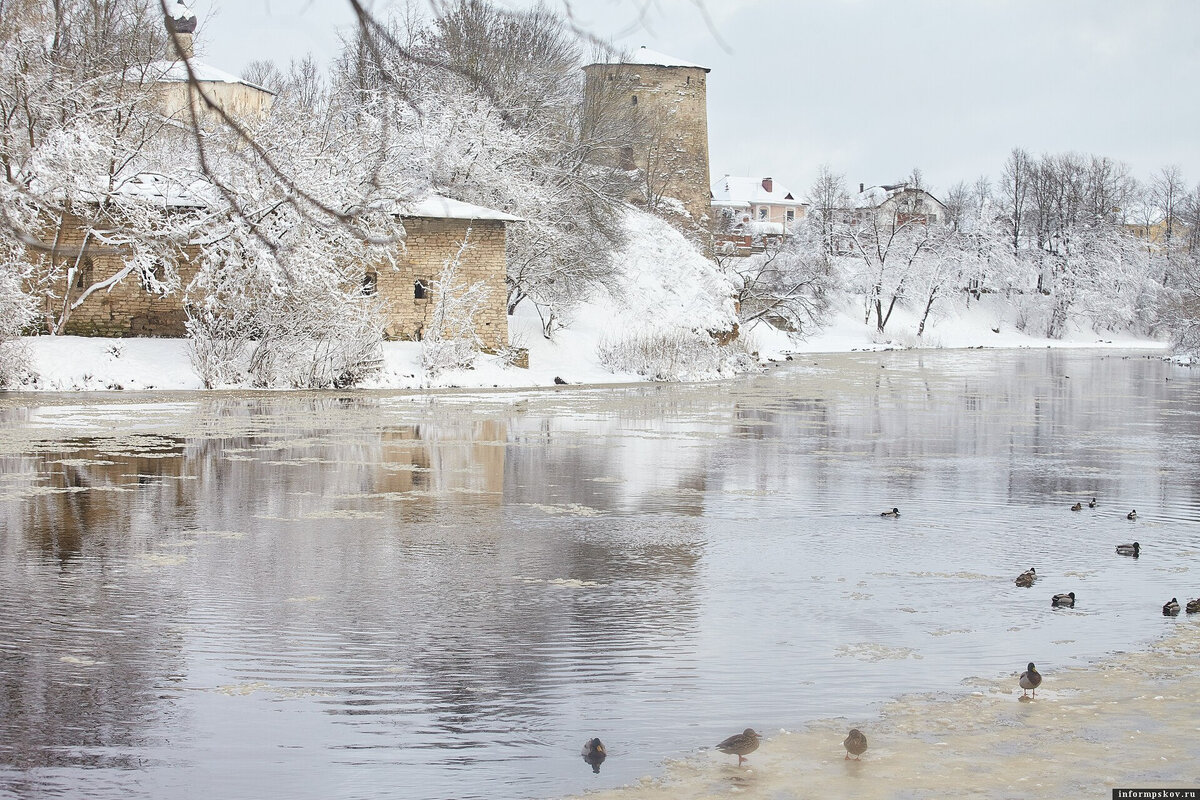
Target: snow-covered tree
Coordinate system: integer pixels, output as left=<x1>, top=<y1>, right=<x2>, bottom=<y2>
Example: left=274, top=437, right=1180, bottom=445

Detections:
left=721, top=220, right=832, bottom=337
left=0, top=0, right=205, bottom=333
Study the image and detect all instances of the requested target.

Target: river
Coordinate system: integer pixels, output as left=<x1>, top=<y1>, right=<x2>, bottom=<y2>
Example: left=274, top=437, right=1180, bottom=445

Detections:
left=1, top=348, right=1197, bottom=799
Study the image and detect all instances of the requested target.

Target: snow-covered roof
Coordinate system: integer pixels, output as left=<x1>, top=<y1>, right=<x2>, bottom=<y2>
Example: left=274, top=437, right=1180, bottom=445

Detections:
left=710, top=175, right=807, bottom=207
left=851, top=184, right=945, bottom=209
left=142, top=60, right=274, bottom=95
left=167, top=1, right=194, bottom=21
left=113, top=173, right=211, bottom=208
left=589, top=45, right=709, bottom=72
left=390, top=193, right=521, bottom=223
left=747, top=221, right=785, bottom=235
left=61, top=172, right=213, bottom=209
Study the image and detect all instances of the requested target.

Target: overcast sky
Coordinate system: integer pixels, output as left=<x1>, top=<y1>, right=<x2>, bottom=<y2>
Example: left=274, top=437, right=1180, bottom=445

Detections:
left=192, top=0, right=1200, bottom=200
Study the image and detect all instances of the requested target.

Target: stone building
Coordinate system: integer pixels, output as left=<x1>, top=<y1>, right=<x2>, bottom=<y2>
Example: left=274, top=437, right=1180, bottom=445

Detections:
left=582, top=46, right=712, bottom=227
left=49, top=190, right=517, bottom=353
left=150, top=1, right=275, bottom=125
left=40, top=4, right=516, bottom=355
left=369, top=195, right=519, bottom=352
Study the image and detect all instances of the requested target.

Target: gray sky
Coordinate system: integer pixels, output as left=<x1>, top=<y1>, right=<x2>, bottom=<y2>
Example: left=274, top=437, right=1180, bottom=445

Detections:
left=194, top=0, right=1200, bottom=200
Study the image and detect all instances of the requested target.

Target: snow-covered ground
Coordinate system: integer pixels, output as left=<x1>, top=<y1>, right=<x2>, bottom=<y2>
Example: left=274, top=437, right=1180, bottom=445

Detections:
left=7, top=208, right=1173, bottom=393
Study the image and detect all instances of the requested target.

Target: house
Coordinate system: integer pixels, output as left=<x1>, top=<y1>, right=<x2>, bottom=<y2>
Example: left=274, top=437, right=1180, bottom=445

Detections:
left=844, top=183, right=947, bottom=227
left=710, top=175, right=807, bottom=252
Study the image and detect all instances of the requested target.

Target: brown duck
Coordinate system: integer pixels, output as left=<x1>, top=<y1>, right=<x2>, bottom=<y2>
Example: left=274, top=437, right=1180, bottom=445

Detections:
left=716, top=728, right=761, bottom=766
left=1019, top=662, right=1042, bottom=698
left=843, top=728, right=868, bottom=760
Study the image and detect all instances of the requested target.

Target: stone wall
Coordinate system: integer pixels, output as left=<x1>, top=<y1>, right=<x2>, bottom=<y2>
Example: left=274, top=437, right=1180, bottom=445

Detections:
left=583, top=62, right=712, bottom=226
left=40, top=213, right=509, bottom=353
left=42, top=213, right=199, bottom=337
left=156, top=80, right=273, bottom=126
left=372, top=217, right=509, bottom=352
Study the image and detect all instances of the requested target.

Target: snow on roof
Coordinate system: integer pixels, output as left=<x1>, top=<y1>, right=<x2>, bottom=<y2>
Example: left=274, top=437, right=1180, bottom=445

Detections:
left=392, top=193, right=521, bottom=223
left=590, top=45, right=709, bottom=71
left=167, top=1, right=194, bottom=21
left=113, top=173, right=211, bottom=208
left=710, top=175, right=807, bottom=206
left=143, top=60, right=274, bottom=95
left=851, top=184, right=945, bottom=209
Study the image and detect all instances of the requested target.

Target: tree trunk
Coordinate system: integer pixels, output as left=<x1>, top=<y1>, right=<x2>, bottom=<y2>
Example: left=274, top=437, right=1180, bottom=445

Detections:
left=918, top=287, right=938, bottom=337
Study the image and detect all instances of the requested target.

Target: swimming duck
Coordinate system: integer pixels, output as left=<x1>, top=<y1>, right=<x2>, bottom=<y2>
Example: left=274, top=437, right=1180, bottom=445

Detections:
left=1163, top=598, right=1180, bottom=616
left=716, top=728, right=761, bottom=766
left=581, top=738, right=607, bottom=773
left=843, top=728, right=868, bottom=760
left=1116, top=542, right=1140, bottom=557
left=1186, top=598, right=1200, bottom=614
left=1014, top=568, right=1036, bottom=587
left=880, top=507, right=900, bottom=518
left=1019, top=662, right=1042, bottom=698
left=1088, top=497, right=1097, bottom=508
left=1051, top=591, right=1076, bottom=608
left=1127, top=509, right=1138, bottom=520
left=1071, top=502, right=1082, bottom=511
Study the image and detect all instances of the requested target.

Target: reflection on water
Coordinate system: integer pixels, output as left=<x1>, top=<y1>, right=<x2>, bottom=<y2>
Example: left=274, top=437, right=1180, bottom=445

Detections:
left=1, top=350, right=1198, bottom=799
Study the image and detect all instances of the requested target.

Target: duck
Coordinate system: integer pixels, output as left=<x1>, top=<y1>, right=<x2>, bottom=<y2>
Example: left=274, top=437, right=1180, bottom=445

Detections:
left=843, top=728, right=868, bottom=760
left=1186, top=598, right=1200, bottom=614
left=880, top=507, right=900, bottom=518
left=1116, top=542, right=1140, bottom=557
left=1163, top=598, right=1181, bottom=616
left=716, top=728, right=761, bottom=766
left=1071, top=502, right=1082, bottom=511
left=1088, top=497, right=1097, bottom=508
left=1014, top=568, right=1037, bottom=587
left=1051, top=591, right=1076, bottom=608
left=1127, top=509, right=1138, bottom=520
left=1019, top=662, right=1042, bottom=698
left=581, top=737, right=607, bottom=773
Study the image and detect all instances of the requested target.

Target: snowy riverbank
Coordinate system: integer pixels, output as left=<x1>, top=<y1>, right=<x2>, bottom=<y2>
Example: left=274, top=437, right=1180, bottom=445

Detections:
left=7, top=298, right=1172, bottom=393
left=567, top=620, right=1200, bottom=800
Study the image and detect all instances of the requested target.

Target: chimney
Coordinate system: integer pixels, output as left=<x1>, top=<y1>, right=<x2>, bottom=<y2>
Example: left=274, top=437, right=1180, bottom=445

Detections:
left=165, top=1, right=196, bottom=60
left=859, top=182, right=864, bottom=194
left=762, top=177, right=773, bottom=193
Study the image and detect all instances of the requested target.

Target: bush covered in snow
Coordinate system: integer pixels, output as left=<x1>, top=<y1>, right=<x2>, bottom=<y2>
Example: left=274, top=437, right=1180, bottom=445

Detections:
left=420, top=239, right=493, bottom=377
left=597, top=328, right=756, bottom=381
left=0, top=252, right=36, bottom=387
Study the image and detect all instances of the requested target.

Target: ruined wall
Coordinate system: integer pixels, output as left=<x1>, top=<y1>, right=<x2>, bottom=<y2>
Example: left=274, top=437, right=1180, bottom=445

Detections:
left=583, top=62, right=712, bottom=227
left=42, top=214, right=509, bottom=353
left=373, top=217, right=509, bottom=352
left=45, top=214, right=198, bottom=337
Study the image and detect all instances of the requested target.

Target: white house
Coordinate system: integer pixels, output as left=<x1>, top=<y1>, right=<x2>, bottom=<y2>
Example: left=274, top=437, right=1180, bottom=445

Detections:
left=845, top=183, right=947, bottom=227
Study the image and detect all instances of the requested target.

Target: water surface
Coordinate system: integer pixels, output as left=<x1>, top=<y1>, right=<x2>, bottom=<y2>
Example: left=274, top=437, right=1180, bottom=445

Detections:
left=1, top=349, right=1197, bottom=799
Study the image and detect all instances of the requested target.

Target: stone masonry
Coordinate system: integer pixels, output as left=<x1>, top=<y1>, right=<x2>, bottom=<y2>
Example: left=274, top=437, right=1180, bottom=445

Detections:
left=373, top=216, right=509, bottom=352
left=583, top=56, right=712, bottom=227
left=42, top=212, right=509, bottom=352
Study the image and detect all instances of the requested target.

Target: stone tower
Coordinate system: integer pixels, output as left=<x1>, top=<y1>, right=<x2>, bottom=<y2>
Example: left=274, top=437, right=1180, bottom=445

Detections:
left=582, top=46, right=712, bottom=227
